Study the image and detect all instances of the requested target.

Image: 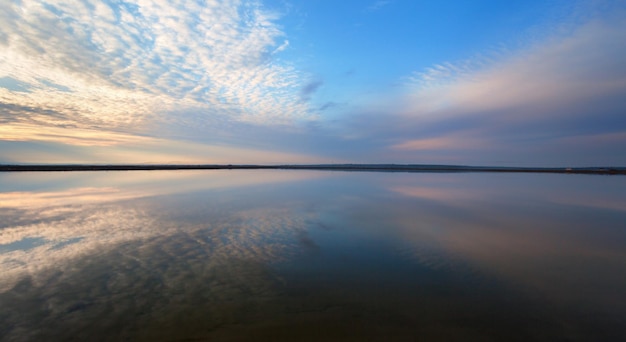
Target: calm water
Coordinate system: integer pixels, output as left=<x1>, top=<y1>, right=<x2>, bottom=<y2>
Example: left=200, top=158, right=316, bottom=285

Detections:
left=1, top=170, right=625, bottom=341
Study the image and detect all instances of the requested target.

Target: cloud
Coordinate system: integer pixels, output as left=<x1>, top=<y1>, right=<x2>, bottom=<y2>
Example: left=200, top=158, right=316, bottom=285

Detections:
left=405, top=11, right=626, bottom=121
left=366, top=1, right=392, bottom=13
left=1, top=0, right=625, bottom=166
left=273, top=39, right=290, bottom=54
left=299, top=79, right=324, bottom=102
left=335, top=7, right=626, bottom=165
left=0, top=122, right=155, bottom=146
left=391, top=135, right=486, bottom=151
left=0, top=133, right=330, bottom=165
left=0, top=0, right=312, bottom=144
left=319, top=101, right=340, bottom=111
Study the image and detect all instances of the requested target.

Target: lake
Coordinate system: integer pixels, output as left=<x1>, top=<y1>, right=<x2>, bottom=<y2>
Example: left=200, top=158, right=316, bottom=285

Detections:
left=1, top=170, right=625, bottom=341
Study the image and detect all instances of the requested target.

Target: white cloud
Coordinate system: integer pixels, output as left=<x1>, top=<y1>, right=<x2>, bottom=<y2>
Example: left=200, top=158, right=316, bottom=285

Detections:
left=366, top=0, right=391, bottom=13
left=0, top=0, right=311, bottom=144
left=0, top=124, right=330, bottom=164
left=404, top=15, right=626, bottom=119
left=379, top=10, right=626, bottom=165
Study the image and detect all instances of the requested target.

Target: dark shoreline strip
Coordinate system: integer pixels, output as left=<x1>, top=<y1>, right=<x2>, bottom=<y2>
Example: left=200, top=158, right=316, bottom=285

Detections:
left=0, top=164, right=625, bottom=175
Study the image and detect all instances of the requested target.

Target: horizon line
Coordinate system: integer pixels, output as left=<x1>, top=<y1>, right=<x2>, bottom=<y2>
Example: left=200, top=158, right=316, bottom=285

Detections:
left=0, top=163, right=624, bottom=175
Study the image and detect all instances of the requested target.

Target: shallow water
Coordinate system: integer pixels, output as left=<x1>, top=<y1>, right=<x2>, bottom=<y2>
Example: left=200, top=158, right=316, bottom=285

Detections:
left=1, top=170, right=625, bottom=341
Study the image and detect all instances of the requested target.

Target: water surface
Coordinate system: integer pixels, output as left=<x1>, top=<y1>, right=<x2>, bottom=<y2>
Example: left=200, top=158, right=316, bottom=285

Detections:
left=1, top=170, right=625, bottom=341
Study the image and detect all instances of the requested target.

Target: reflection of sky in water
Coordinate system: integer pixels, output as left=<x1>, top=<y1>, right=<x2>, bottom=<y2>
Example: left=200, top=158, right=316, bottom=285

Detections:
left=0, top=171, right=625, bottom=340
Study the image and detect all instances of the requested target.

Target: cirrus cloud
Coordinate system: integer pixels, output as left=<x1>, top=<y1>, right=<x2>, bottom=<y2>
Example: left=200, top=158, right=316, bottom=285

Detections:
left=335, top=6, right=626, bottom=166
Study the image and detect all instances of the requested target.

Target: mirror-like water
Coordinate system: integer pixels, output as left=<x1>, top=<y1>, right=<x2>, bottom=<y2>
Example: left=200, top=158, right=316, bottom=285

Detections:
left=1, top=170, right=625, bottom=341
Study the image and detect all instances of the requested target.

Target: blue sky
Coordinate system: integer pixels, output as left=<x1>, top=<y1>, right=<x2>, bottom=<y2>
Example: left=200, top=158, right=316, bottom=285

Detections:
left=1, top=0, right=625, bottom=166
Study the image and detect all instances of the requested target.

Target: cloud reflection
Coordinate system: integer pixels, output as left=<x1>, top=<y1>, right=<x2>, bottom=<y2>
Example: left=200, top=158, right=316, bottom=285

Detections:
left=0, top=171, right=324, bottom=293
left=1, top=171, right=625, bottom=340
left=0, top=172, right=331, bottom=340
left=387, top=174, right=626, bottom=312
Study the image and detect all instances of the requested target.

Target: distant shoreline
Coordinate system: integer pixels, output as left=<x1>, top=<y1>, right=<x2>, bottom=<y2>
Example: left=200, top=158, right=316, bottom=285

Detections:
left=0, top=164, right=625, bottom=175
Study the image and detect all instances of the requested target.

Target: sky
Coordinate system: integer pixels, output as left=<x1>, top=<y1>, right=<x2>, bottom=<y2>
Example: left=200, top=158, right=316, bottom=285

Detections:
left=1, top=0, right=625, bottom=166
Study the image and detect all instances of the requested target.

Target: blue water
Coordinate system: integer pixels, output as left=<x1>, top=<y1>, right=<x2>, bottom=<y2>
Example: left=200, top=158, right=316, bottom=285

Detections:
left=0, top=170, right=625, bottom=341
